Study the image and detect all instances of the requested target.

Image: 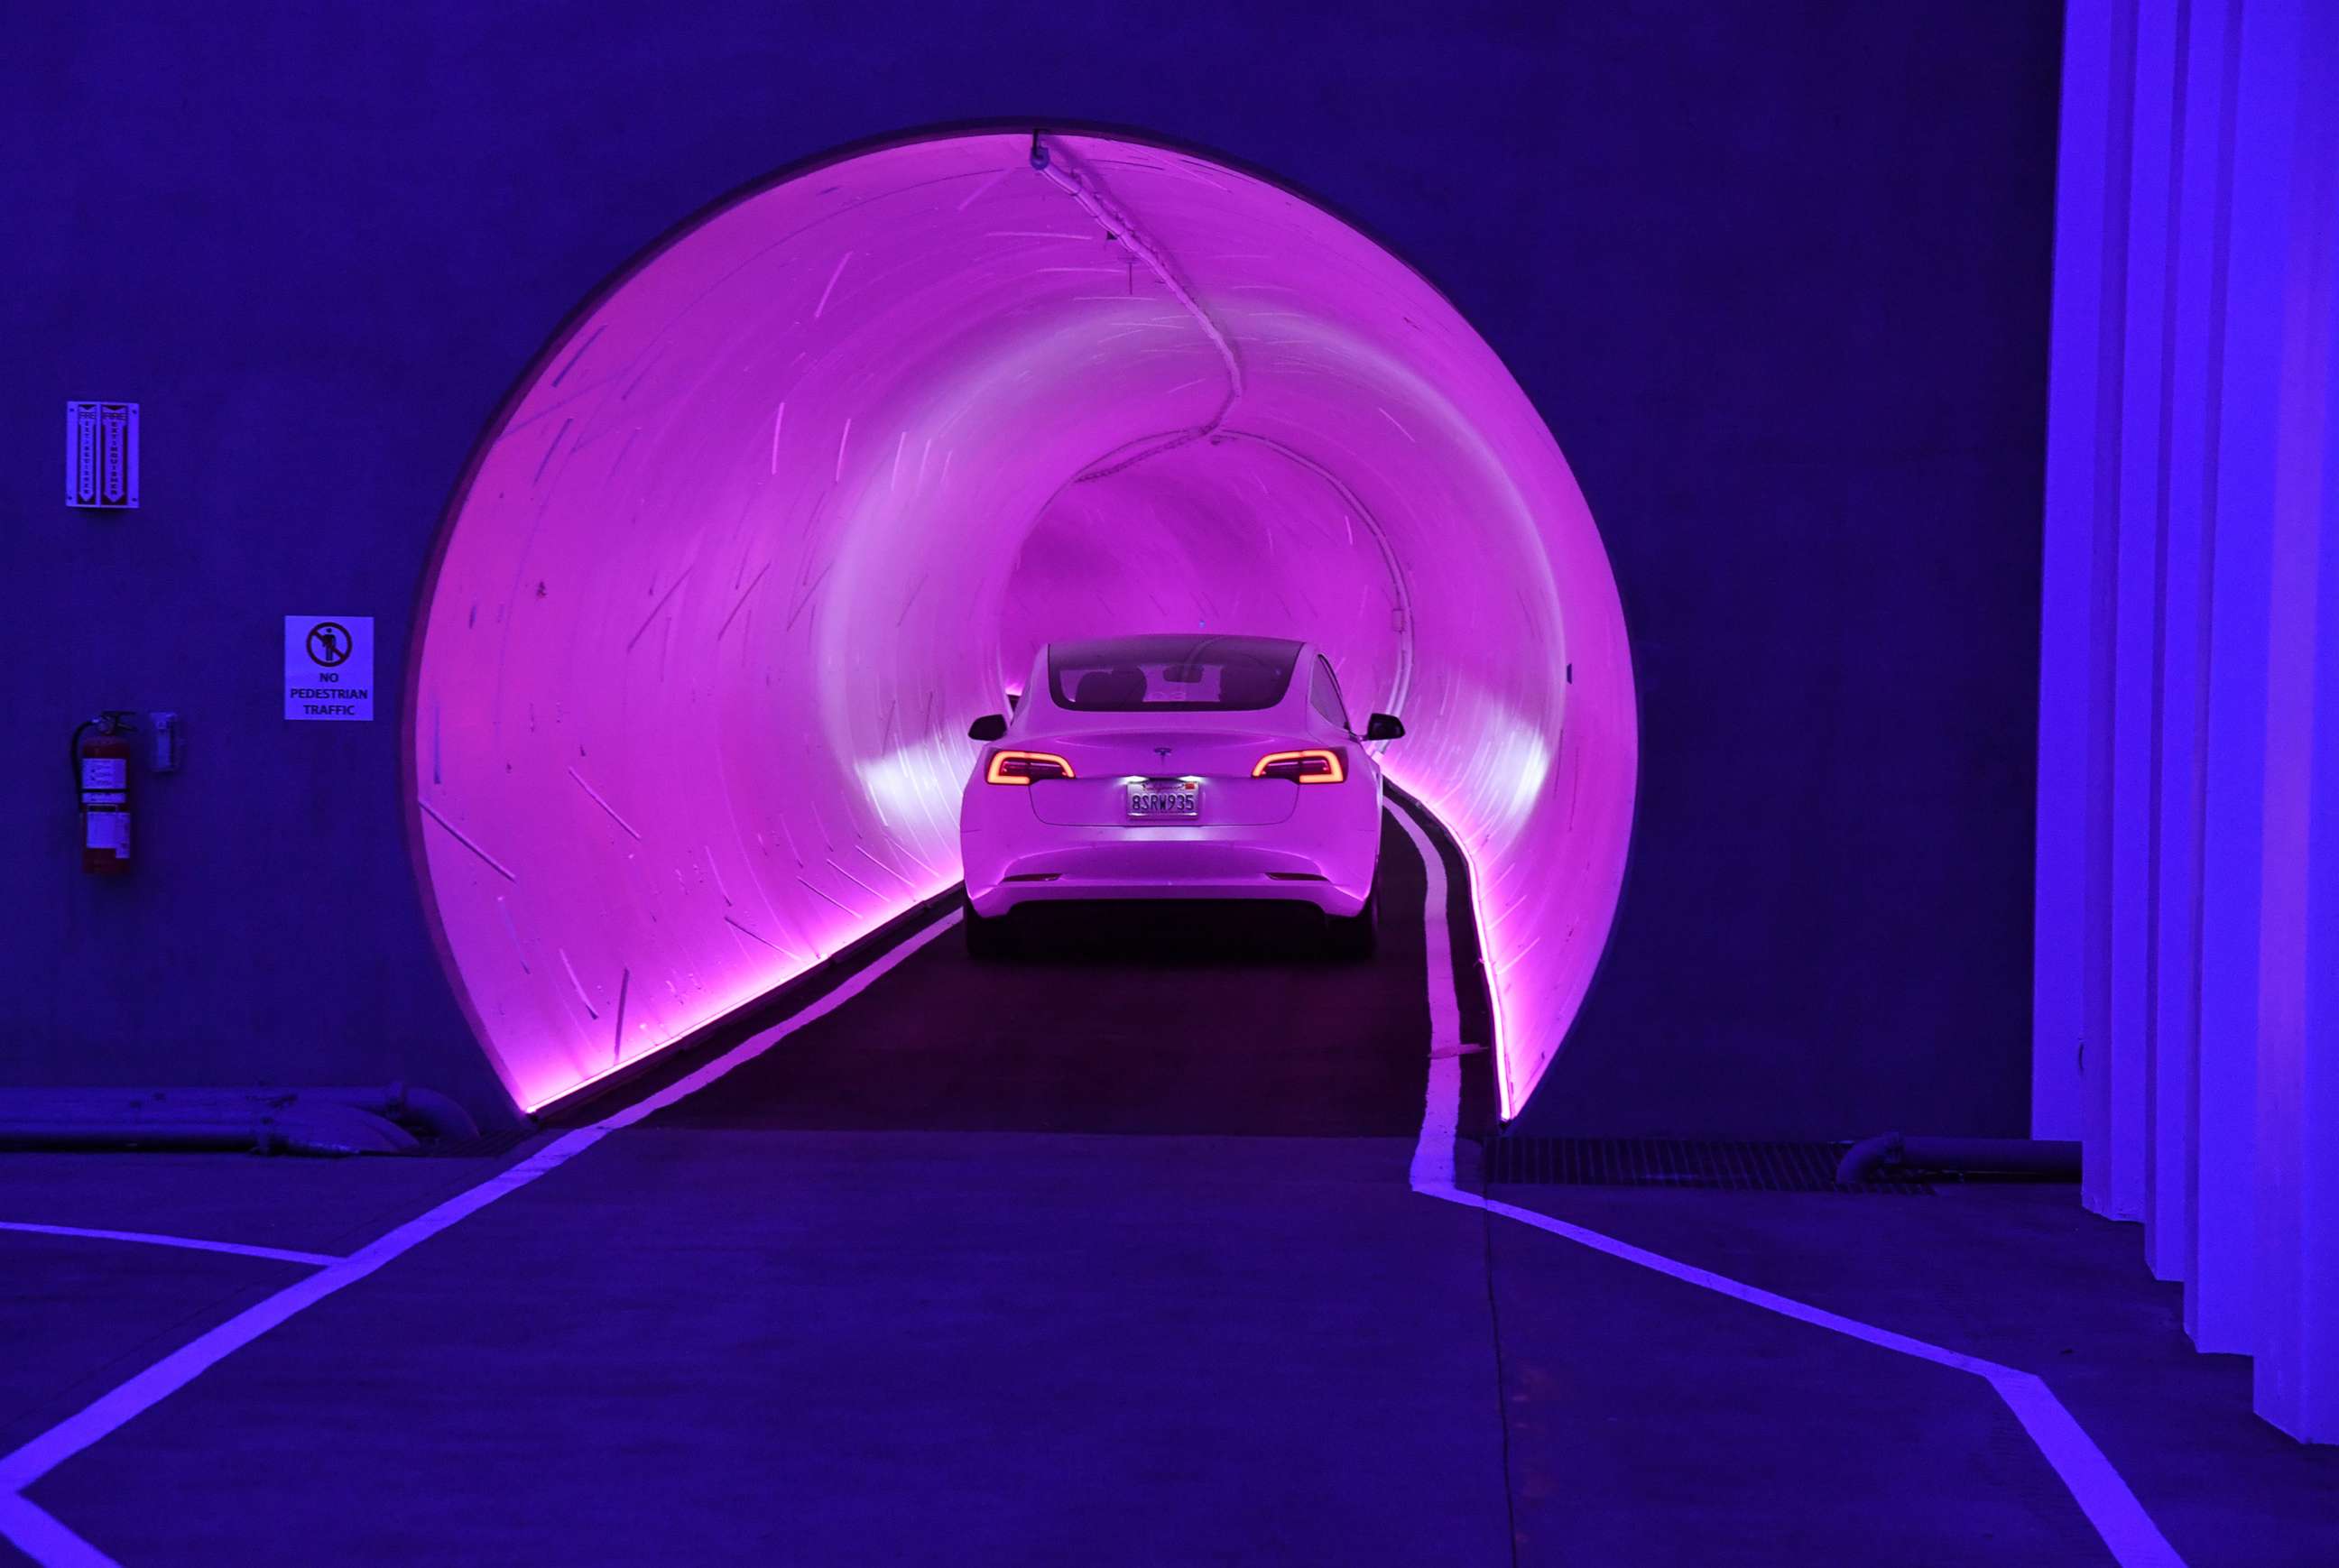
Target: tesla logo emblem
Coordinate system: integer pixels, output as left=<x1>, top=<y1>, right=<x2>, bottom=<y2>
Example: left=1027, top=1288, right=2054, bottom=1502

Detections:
left=1154, top=747, right=1172, bottom=762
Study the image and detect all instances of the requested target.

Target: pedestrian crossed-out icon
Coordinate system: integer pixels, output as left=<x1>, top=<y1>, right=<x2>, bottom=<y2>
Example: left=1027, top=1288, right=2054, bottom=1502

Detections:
left=308, top=622, right=352, bottom=667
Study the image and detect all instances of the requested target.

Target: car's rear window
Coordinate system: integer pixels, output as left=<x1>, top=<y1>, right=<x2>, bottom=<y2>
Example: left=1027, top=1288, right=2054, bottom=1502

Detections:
left=1048, top=635, right=1301, bottom=712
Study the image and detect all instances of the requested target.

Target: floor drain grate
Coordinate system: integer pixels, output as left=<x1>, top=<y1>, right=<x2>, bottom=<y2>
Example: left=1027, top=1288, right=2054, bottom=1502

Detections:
left=1481, top=1138, right=1933, bottom=1194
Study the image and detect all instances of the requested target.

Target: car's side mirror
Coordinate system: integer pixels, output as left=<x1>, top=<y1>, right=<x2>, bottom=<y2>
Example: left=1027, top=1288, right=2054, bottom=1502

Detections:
left=1364, top=713, right=1405, bottom=742
left=968, top=714, right=1008, bottom=742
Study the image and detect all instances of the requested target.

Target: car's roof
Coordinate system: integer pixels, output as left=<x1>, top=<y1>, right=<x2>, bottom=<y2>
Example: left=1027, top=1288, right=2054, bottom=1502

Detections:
left=1045, top=632, right=1305, bottom=664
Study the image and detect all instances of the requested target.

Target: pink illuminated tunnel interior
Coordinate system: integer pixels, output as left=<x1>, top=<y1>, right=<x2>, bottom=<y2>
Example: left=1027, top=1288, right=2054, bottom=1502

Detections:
left=409, top=130, right=1636, bottom=1120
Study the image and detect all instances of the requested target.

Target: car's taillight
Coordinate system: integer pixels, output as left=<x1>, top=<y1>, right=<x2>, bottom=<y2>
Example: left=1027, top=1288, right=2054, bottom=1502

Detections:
left=986, top=749, right=1076, bottom=784
left=1253, top=747, right=1346, bottom=783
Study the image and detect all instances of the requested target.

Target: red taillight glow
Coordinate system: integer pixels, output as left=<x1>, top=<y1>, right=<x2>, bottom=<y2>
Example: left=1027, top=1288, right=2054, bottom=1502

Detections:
left=1253, top=748, right=1346, bottom=783
left=985, top=749, right=1076, bottom=784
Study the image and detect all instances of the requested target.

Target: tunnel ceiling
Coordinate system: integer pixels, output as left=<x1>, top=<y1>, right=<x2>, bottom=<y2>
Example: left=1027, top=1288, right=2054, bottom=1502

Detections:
left=409, top=128, right=1635, bottom=1119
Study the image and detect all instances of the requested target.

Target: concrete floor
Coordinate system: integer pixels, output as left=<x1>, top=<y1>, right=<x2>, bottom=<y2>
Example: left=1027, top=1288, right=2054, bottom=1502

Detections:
left=1484, top=1182, right=2339, bottom=1565
left=2, top=816, right=2333, bottom=1564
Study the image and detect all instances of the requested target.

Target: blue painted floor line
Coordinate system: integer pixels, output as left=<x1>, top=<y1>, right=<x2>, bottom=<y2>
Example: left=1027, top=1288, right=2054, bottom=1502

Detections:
left=1385, top=802, right=2183, bottom=1568
left=0, top=1222, right=337, bottom=1270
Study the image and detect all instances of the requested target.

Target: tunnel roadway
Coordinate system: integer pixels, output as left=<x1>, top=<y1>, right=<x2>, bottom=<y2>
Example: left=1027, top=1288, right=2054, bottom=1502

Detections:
left=0, top=807, right=2183, bottom=1565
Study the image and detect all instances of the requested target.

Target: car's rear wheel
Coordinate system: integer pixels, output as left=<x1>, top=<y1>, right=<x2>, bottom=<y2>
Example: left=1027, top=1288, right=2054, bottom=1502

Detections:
left=962, top=896, right=1018, bottom=960
left=1325, top=885, right=1378, bottom=960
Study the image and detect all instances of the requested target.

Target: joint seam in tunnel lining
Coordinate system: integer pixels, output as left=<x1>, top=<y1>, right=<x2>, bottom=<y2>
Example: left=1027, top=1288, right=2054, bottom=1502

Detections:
left=0, top=914, right=966, bottom=1564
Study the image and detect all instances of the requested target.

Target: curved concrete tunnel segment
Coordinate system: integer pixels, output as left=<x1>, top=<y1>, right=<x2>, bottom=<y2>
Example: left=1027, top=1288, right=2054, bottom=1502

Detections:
left=407, top=128, right=1635, bottom=1120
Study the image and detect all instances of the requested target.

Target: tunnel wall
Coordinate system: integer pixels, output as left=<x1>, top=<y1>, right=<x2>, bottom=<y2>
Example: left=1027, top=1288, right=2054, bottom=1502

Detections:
left=2, top=3, right=2060, bottom=1137
left=412, top=132, right=1632, bottom=1115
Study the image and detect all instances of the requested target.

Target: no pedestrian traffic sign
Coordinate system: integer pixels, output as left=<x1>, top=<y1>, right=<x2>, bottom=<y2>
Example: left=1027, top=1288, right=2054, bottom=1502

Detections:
left=284, top=616, right=374, bottom=720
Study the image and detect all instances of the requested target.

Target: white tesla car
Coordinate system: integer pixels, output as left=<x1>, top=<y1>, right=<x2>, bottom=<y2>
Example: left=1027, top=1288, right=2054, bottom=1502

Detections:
left=957, top=633, right=1405, bottom=958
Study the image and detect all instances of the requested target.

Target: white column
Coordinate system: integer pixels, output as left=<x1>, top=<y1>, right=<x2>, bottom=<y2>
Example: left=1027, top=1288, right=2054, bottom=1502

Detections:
left=2242, top=0, right=2339, bottom=1445
left=2035, top=0, right=2125, bottom=1150
left=2111, top=0, right=2184, bottom=1229
left=2041, top=0, right=2337, bottom=1441
left=2190, top=0, right=2302, bottom=1360
left=2147, top=0, right=2242, bottom=1288
left=2283, top=350, right=2339, bottom=1439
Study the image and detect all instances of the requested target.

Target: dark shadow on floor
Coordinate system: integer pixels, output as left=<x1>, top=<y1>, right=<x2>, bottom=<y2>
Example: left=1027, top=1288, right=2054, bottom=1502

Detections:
left=646, top=813, right=1432, bottom=1137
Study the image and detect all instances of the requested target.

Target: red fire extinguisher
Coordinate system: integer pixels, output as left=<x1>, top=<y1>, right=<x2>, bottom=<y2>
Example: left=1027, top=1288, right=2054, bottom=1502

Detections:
left=75, top=712, right=136, bottom=876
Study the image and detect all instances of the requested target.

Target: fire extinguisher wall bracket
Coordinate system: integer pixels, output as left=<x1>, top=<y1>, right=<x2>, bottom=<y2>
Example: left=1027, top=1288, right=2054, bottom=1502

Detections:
left=77, top=713, right=138, bottom=876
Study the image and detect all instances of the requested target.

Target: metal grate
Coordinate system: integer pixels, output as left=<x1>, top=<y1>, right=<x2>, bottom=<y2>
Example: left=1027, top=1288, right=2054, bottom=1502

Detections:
left=1481, top=1137, right=1932, bottom=1194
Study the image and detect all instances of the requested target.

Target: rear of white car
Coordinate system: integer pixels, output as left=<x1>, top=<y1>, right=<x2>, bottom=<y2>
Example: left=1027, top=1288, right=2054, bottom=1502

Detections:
left=957, top=634, right=1401, bottom=956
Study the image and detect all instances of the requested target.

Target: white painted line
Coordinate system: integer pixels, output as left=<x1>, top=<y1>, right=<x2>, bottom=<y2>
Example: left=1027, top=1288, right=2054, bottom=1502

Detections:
left=1386, top=800, right=2184, bottom=1568
left=0, top=912, right=961, bottom=1541
left=0, top=1222, right=337, bottom=1269
left=1394, top=800, right=1463, bottom=1197
left=1467, top=1196, right=2008, bottom=1376
left=1991, top=1370, right=2189, bottom=1567
left=0, top=1495, right=111, bottom=1568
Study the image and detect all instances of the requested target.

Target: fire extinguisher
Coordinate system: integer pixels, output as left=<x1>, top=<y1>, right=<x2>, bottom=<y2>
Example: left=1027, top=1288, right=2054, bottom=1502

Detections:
left=73, top=712, right=137, bottom=876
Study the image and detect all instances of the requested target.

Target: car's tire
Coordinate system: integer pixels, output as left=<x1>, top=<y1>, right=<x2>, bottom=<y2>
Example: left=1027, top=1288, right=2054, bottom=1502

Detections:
left=1325, top=885, right=1379, bottom=960
left=963, top=896, right=1017, bottom=960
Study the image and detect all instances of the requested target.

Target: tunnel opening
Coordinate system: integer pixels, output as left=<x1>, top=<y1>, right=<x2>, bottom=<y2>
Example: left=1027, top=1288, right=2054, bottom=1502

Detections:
left=406, top=125, right=1635, bottom=1122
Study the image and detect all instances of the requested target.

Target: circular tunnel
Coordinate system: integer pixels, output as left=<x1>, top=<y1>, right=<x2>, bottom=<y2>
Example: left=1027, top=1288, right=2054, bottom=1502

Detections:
left=406, top=127, right=1635, bottom=1121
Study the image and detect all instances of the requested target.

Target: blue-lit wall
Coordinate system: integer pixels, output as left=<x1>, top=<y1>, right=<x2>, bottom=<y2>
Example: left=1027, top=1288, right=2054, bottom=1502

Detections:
left=0, top=3, right=2061, bottom=1133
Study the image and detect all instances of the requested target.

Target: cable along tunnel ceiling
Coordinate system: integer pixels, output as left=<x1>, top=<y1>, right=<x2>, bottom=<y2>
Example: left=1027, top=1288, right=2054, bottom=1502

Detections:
left=411, top=130, right=1635, bottom=1119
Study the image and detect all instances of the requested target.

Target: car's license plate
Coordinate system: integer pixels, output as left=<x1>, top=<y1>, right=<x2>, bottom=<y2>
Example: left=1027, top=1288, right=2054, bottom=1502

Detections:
left=1126, top=779, right=1199, bottom=818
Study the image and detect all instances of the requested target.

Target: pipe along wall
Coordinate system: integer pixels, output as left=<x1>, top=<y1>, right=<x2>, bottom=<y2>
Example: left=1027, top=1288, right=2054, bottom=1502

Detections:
left=409, top=131, right=1636, bottom=1120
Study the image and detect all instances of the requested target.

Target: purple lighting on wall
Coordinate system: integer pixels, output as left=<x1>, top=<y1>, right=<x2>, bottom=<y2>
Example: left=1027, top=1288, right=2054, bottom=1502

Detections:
left=408, top=130, right=1635, bottom=1118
